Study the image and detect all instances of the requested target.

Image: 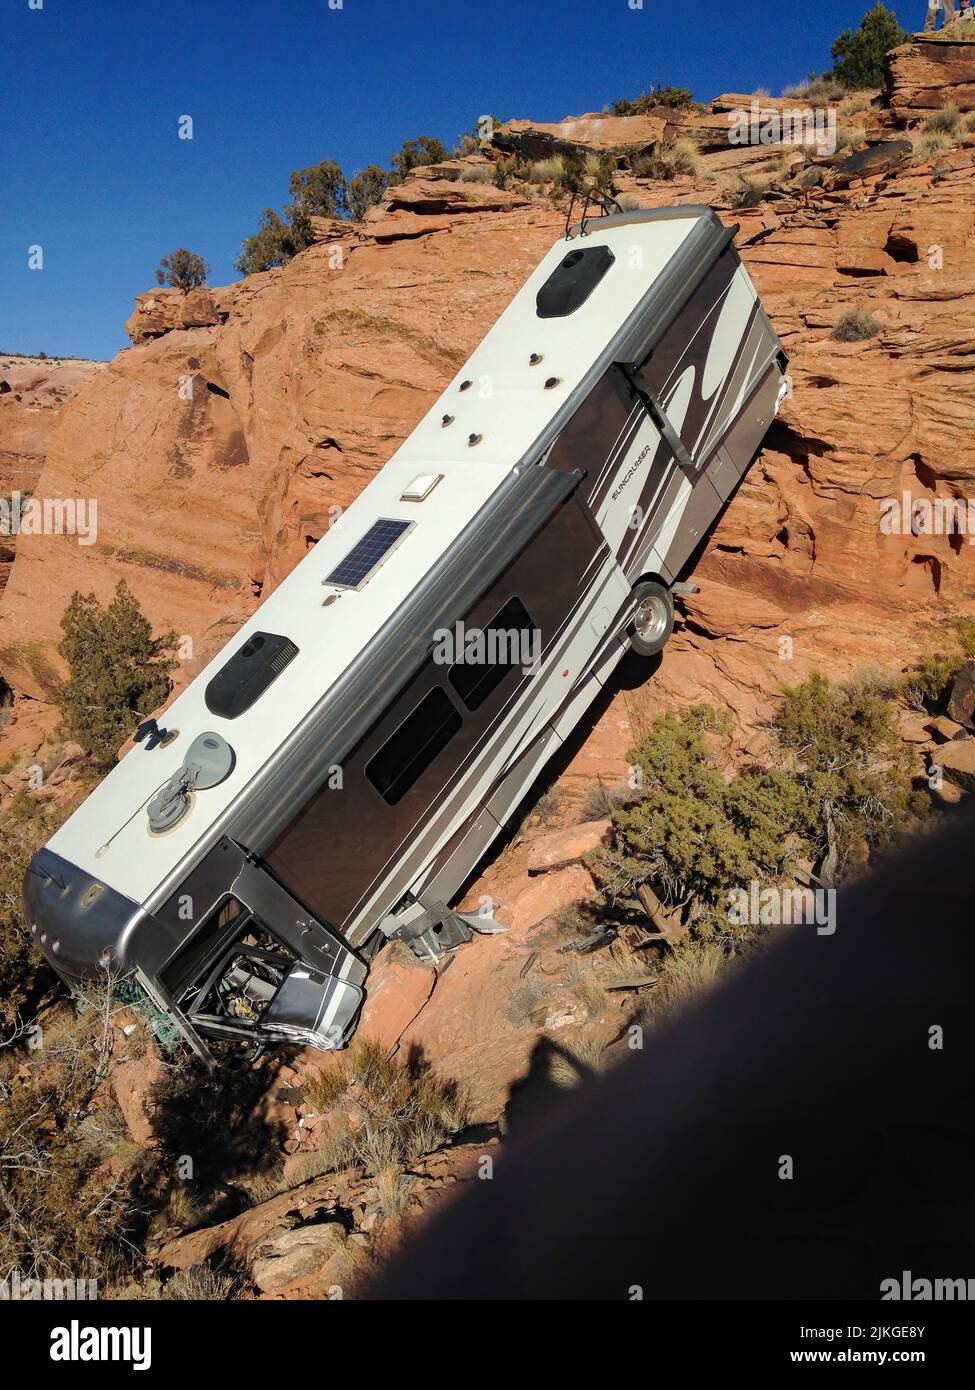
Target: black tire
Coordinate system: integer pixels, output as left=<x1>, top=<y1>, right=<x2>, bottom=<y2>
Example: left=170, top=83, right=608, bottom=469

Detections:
left=629, top=580, right=674, bottom=657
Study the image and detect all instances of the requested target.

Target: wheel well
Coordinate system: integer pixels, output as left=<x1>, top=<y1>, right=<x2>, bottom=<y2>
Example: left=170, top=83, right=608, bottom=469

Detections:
left=632, top=571, right=670, bottom=592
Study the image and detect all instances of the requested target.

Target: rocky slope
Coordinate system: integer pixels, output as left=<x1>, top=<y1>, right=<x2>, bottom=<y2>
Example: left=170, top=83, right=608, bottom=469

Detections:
left=0, top=355, right=104, bottom=595
left=2, top=39, right=975, bottom=1277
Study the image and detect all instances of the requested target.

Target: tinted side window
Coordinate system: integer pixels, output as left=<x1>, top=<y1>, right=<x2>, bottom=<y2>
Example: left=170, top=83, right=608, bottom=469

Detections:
left=366, top=687, right=462, bottom=805
left=449, top=596, right=535, bottom=712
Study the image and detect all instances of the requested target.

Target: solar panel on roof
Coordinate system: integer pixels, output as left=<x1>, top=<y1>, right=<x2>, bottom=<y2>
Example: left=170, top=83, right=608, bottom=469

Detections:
left=324, top=518, right=415, bottom=590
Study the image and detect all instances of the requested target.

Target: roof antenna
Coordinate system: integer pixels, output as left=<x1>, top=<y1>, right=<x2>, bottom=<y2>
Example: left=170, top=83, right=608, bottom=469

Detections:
left=146, top=732, right=236, bottom=835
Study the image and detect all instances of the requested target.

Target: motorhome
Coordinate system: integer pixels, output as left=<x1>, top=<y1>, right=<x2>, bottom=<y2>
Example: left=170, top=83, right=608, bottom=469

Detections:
left=23, top=205, right=788, bottom=1064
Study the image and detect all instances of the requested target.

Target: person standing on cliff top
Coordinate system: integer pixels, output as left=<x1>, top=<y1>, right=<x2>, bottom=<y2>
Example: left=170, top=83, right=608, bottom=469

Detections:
left=924, top=0, right=956, bottom=28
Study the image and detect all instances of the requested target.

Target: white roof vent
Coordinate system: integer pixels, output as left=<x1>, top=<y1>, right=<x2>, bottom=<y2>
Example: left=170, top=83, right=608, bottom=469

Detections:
left=401, top=473, right=443, bottom=503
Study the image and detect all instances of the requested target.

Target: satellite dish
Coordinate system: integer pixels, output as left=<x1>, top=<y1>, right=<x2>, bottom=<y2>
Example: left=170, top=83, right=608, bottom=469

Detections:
left=147, top=732, right=235, bottom=835
left=184, top=732, right=236, bottom=788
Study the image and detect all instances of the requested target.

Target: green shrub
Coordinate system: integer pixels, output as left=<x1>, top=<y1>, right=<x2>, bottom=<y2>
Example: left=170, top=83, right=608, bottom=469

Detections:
left=900, top=620, right=975, bottom=709
left=901, top=650, right=959, bottom=708
left=388, top=135, right=448, bottom=184
left=833, top=307, right=881, bottom=341
left=489, top=153, right=525, bottom=190
left=953, top=616, right=975, bottom=658
left=770, top=671, right=926, bottom=869
left=234, top=208, right=306, bottom=276
left=57, top=579, right=178, bottom=767
left=590, top=676, right=926, bottom=933
left=344, top=164, right=388, bottom=221
left=452, top=115, right=505, bottom=154
left=587, top=705, right=755, bottom=920
left=612, top=81, right=700, bottom=116
left=830, top=3, right=907, bottom=90
left=236, top=159, right=346, bottom=274
left=155, top=249, right=209, bottom=292
left=287, top=159, right=345, bottom=231
left=1, top=802, right=56, bottom=1019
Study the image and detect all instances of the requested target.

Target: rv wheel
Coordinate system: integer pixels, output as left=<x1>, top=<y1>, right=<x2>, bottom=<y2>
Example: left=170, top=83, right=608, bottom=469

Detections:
left=630, top=580, right=674, bottom=657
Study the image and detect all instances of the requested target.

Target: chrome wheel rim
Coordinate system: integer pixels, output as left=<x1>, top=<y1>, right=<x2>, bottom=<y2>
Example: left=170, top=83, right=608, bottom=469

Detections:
left=634, top=594, right=668, bottom=644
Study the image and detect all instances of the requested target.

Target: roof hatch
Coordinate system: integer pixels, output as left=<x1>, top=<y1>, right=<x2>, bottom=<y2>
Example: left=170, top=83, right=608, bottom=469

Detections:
left=536, top=245, right=615, bottom=318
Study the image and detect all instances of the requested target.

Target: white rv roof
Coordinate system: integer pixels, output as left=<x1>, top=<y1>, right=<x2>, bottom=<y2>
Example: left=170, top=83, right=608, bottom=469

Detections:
left=48, top=214, right=701, bottom=906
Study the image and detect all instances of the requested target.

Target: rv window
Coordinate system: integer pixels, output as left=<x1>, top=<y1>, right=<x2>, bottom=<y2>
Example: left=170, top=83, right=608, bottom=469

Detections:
left=448, top=596, right=535, bottom=711
left=366, top=686, right=462, bottom=805
left=189, top=927, right=296, bottom=1029
left=159, top=896, right=247, bottom=999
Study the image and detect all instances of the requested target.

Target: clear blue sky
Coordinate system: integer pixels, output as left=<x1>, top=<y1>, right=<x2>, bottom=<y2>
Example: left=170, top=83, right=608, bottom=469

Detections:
left=0, top=0, right=914, bottom=361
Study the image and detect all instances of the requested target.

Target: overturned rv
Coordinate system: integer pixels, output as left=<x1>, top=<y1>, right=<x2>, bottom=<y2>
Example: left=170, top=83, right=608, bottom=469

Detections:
left=24, top=206, right=787, bottom=1064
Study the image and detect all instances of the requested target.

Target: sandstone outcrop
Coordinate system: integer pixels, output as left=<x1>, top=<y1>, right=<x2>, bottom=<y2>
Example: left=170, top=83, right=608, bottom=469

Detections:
left=886, top=32, right=975, bottom=119
left=124, top=285, right=236, bottom=345
left=492, top=112, right=668, bottom=161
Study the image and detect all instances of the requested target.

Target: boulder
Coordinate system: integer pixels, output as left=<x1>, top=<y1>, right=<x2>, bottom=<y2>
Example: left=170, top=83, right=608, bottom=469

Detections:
left=946, top=659, right=975, bottom=728
left=384, top=176, right=530, bottom=216
left=308, top=215, right=358, bottom=244
left=491, top=112, right=667, bottom=161
left=925, top=715, right=967, bottom=742
left=112, top=1050, right=165, bottom=1146
left=835, top=247, right=897, bottom=276
left=830, top=140, right=913, bottom=184
left=357, top=940, right=436, bottom=1048
left=124, top=286, right=232, bottom=345
left=527, top=819, right=611, bottom=874
left=251, top=1222, right=347, bottom=1293
left=935, top=736, right=975, bottom=792
left=898, top=710, right=934, bottom=744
